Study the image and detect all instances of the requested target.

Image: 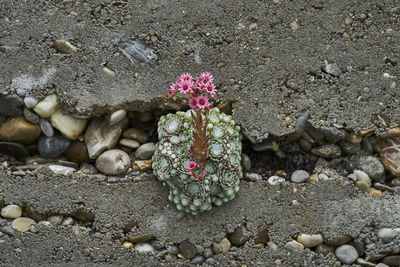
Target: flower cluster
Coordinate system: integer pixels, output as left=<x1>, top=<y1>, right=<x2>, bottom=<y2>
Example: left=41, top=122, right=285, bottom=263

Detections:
left=168, top=72, right=216, bottom=111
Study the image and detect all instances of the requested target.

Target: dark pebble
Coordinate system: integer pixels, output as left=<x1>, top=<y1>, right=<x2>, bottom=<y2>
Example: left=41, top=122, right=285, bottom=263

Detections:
left=38, top=135, right=70, bottom=158
left=191, top=255, right=205, bottom=265
left=0, top=141, right=29, bottom=159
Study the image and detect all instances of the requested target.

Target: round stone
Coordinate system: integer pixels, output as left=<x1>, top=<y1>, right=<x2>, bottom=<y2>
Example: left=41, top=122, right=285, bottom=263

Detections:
left=179, top=240, right=196, bottom=260
left=96, top=149, right=131, bottom=175
left=228, top=226, right=249, bottom=246
left=38, top=135, right=70, bottom=158
left=1, top=204, right=22, bottom=219
left=23, top=96, right=38, bottom=108
left=284, top=240, right=304, bottom=252
left=356, top=156, right=385, bottom=182
left=0, top=117, right=41, bottom=144
left=40, top=118, right=54, bottom=137
left=191, top=255, right=205, bottom=264
left=12, top=217, right=35, bottom=232
left=64, top=141, right=89, bottom=163
left=291, top=170, right=310, bottom=183
left=135, top=142, right=156, bottom=160
left=213, top=238, right=231, bottom=254
left=120, top=138, right=140, bottom=149
left=353, top=170, right=371, bottom=186
left=297, top=233, right=323, bottom=248
left=110, top=109, right=126, bottom=126
left=335, top=245, right=359, bottom=264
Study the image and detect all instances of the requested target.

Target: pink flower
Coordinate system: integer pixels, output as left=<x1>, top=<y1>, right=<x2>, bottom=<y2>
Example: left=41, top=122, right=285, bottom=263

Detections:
left=205, top=83, right=216, bottom=97
left=178, top=80, right=193, bottom=95
left=198, top=72, right=213, bottom=84
left=178, top=73, right=193, bottom=83
left=189, top=97, right=198, bottom=110
left=187, top=161, right=198, bottom=171
left=196, top=95, right=210, bottom=109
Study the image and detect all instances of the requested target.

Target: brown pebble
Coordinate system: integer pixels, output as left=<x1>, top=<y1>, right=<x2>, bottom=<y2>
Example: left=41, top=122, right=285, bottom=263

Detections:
left=368, top=188, right=382, bottom=198
left=123, top=241, right=134, bottom=249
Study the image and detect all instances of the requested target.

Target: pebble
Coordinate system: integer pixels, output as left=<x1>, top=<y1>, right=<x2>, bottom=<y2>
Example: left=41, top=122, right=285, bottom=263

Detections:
left=179, top=240, right=196, bottom=259
left=61, top=217, right=74, bottom=226
left=213, top=238, right=231, bottom=254
left=345, top=133, right=362, bottom=144
left=318, top=173, right=330, bottom=181
left=297, top=233, right=323, bottom=248
left=382, top=255, right=400, bottom=266
left=53, top=39, right=77, bottom=54
left=38, top=135, right=70, bottom=158
left=228, top=226, right=249, bottom=246
left=376, top=263, right=390, bottom=267
left=120, top=138, right=140, bottom=149
left=79, top=163, right=98, bottom=175
left=0, top=142, right=29, bottom=159
left=50, top=108, right=87, bottom=140
left=48, top=165, right=76, bottom=175
left=0, top=225, right=14, bottom=236
left=377, top=228, right=400, bottom=241
left=284, top=240, right=304, bottom=252
left=0, top=117, right=41, bottom=144
left=339, top=141, right=361, bottom=154
left=12, top=217, right=35, bottom=232
left=129, top=235, right=154, bottom=244
left=23, top=96, right=38, bottom=108
left=375, top=137, right=400, bottom=177
left=316, top=244, right=335, bottom=256
left=291, top=170, right=309, bottom=183
left=135, top=243, right=155, bottom=254
left=132, top=160, right=152, bottom=171
left=191, top=255, right=205, bottom=265
left=311, top=144, right=341, bottom=158
left=368, top=188, right=383, bottom=198
left=167, top=245, right=180, bottom=255
left=85, top=117, right=128, bottom=159
left=96, top=149, right=131, bottom=175
left=355, top=156, right=385, bottom=182
left=47, top=215, right=63, bottom=226
left=390, top=178, right=400, bottom=187
left=123, top=241, right=134, bottom=249
left=110, top=109, right=126, bottom=126
left=357, top=181, right=370, bottom=192
left=267, top=242, right=278, bottom=251
left=356, top=258, right=377, bottom=267
left=245, top=173, right=262, bottom=181
left=335, top=244, right=359, bottom=264
left=33, top=94, right=58, bottom=118
left=1, top=204, right=22, bottom=219
left=40, top=118, right=54, bottom=137
left=241, top=153, right=251, bottom=170
left=23, top=108, right=40, bottom=124
left=374, top=183, right=394, bottom=192
left=203, top=247, right=214, bottom=258
left=65, top=141, right=89, bottom=163
left=255, top=225, right=270, bottom=244
left=326, top=234, right=352, bottom=246
left=123, top=128, right=149, bottom=144
left=135, top=142, right=156, bottom=160
left=354, top=170, right=371, bottom=186
left=324, top=61, right=341, bottom=77
left=268, top=175, right=285, bottom=185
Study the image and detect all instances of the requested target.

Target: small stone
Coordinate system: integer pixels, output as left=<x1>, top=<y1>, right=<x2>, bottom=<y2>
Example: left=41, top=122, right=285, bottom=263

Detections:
left=96, top=149, right=131, bottom=175
left=368, top=188, right=382, bottom=198
left=123, top=128, right=149, bottom=144
left=228, top=226, right=249, bottom=246
left=345, top=133, right=362, bottom=144
left=79, top=163, right=98, bottom=174
left=311, top=144, right=341, bottom=158
left=179, top=240, right=196, bottom=260
left=40, top=118, right=54, bottom=137
left=64, top=141, right=89, bottom=163
left=135, top=243, right=155, bottom=254
left=191, top=255, right=205, bottom=265
left=324, top=61, right=341, bottom=77
left=1, top=205, right=22, bottom=219
left=354, top=170, right=371, bottom=186
left=245, top=173, right=262, bottom=181
left=33, top=94, right=58, bottom=118
left=297, top=233, right=323, bottom=248
left=135, top=142, right=156, bottom=160
left=120, top=138, right=140, bottom=149
left=0, top=142, right=29, bottom=159
left=241, top=153, right=251, bottom=170
left=268, top=175, right=285, bottom=185
left=61, top=216, right=74, bottom=226
left=355, top=155, right=385, bottom=182
left=255, top=225, right=270, bottom=244
left=377, top=228, right=400, bottom=241
left=203, top=247, right=214, bottom=258
left=38, top=135, right=70, bottom=158
left=382, top=255, right=400, bottom=266
left=167, top=245, right=180, bottom=255
left=326, top=234, right=353, bottom=246
left=213, top=238, right=231, bottom=254
left=291, top=170, right=309, bottom=183
left=53, top=39, right=77, bottom=54
left=267, top=242, right=278, bottom=251
left=85, top=117, right=128, bottom=159
left=356, top=181, right=370, bottom=193
left=284, top=240, right=304, bottom=252
left=340, top=141, right=361, bottom=154
left=318, top=173, right=330, bottom=181
left=110, top=109, right=126, bottom=126
left=47, top=215, right=63, bottom=226
left=23, top=108, right=40, bottom=124
left=375, top=137, right=400, bottom=177
left=132, top=160, right=152, bottom=171
left=138, top=111, right=154, bottom=122
left=195, top=244, right=204, bottom=254
left=50, top=108, right=87, bottom=140
left=23, top=96, right=38, bottom=108
left=0, top=225, right=14, bottom=236
left=129, top=235, right=154, bottom=244
left=12, top=217, right=35, bottom=232
left=252, top=243, right=265, bottom=249
left=0, top=117, right=41, bottom=144
left=316, top=244, right=335, bottom=256
left=123, top=241, right=134, bottom=249
left=48, top=165, right=76, bottom=175
left=374, top=183, right=394, bottom=192
left=335, top=245, right=359, bottom=264
left=356, top=258, right=375, bottom=267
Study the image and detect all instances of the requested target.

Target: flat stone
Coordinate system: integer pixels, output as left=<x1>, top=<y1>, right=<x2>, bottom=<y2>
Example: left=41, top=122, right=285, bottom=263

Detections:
left=377, top=228, right=400, bottom=241
left=356, top=258, right=376, bottom=267
left=39, top=118, right=54, bottom=137
left=241, top=153, right=251, bottom=170
left=382, top=255, right=400, bottom=266
left=0, top=117, right=40, bottom=144
left=0, top=94, right=23, bottom=117
left=335, top=244, right=359, bottom=264
left=23, top=108, right=40, bottom=124
left=228, top=226, right=249, bottom=246
left=50, top=108, right=87, bottom=140
left=135, top=142, right=156, bottom=160
left=132, top=160, right=152, bottom=171
left=213, top=238, right=231, bottom=254
left=291, top=170, right=310, bottom=183
left=48, top=165, right=76, bottom=175
left=179, top=240, right=196, bottom=260
left=119, top=138, right=140, bottom=149
left=53, top=39, right=77, bottom=54
left=284, top=240, right=304, bottom=252
left=315, top=244, right=335, bottom=256
left=122, top=128, right=148, bottom=144
left=64, top=140, right=89, bottom=164
left=0, top=142, right=29, bottom=159
left=255, top=225, right=270, bottom=244
left=0, top=225, right=14, bottom=236
left=355, top=155, right=385, bottom=182
left=110, top=109, right=126, bottom=126
left=324, top=61, right=341, bottom=77
left=33, top=94, right=58, bottom=118
left=375, top=137, right=400, bottom=177
left=85, top=117, right=128, bottom=159
left=325, top=234, right=353, bottom=246
left=96, top=149, right=131, bottom=175
left=1, top=204, right=22, bottom=219
left=297, top=233, right=323, bottom=248
left=38, top=135, right=70, bottom=158
left=311, top=144, right=341, bottom=158
left=12, top=217, right=35, bottom=232
left=129, top=235, right=154, bottom=244
left=244, top=173, right=262, bottom=181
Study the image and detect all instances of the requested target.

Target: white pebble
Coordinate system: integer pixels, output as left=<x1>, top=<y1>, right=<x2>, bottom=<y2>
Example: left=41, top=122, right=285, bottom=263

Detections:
left=109, top=109, right=126, bottom=126
left=377, top=228, right=400, bottom=241
left=284, top=240, right=304, bottom=252
left=48, top=165, right=76, bottom=175
left=50, top=108, right=87, bottom=140
left=135, top=243, right=155, bottom=254
left=24, top=96, right=38, bottom=108
left=1, top=204, right=22, bottom=219
left=33, top=94, right=58, bottom=118
left=297, top=233, right=324, bottom=248
left=268, top=176, right=285, bottom=185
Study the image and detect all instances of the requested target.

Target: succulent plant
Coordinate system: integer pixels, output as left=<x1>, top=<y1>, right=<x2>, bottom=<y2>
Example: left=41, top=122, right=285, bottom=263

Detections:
left=152, top=107, right=242, bottom=215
